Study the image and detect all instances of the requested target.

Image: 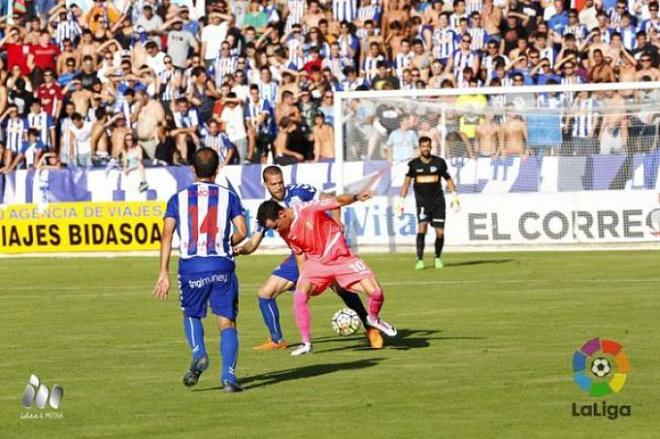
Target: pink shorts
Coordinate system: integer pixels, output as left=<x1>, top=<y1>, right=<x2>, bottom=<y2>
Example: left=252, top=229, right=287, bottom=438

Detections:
left=299, top=256, right=374, bottom=295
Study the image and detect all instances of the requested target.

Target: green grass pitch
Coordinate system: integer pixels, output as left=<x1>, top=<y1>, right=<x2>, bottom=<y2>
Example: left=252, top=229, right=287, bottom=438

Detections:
left=1, top=251, right=659, bottom=438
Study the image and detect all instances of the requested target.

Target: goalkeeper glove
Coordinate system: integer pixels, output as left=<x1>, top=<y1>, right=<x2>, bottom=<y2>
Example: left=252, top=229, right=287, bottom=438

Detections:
left=395, top=197, right=405, bottom=216
left=450, top=193, right=461, bottom=211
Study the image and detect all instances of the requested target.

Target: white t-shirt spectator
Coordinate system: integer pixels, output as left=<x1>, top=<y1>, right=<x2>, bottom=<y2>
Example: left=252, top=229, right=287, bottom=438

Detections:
left=146, top=51, right=167, bottom=75
left=220, top=105, right=247, bottom=142
left=202, top=22, right=229, bottom=61
left=70, top=121, right=93, bottom=155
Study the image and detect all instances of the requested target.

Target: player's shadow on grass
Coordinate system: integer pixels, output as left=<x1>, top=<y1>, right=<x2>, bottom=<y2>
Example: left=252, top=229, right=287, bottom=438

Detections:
left=316, top=329, right=484, bottom=353
left=444, top=258, right=514, bottom=268
left=195, top=358, right=386, bottom=391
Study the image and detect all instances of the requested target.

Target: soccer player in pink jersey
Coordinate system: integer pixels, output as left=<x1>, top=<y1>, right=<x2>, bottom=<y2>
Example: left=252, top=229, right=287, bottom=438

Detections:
left=256, top=191, right=397, bottom=356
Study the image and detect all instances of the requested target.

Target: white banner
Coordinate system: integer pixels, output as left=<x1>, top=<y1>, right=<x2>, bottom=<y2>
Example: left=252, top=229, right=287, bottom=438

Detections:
left=241, top=191, right=660, bottom=250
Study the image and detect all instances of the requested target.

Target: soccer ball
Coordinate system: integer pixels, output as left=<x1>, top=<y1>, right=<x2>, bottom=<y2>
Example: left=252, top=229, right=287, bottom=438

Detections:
left=331, top=308, right=362, bottom=336
left=591, top=357, right=611, bottom=377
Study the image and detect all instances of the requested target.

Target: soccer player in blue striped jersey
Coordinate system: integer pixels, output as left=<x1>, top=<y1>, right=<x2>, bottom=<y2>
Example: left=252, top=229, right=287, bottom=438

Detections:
left=154, top=148, right=247, bottom=393
left=234, top=166, right=384, bottom=350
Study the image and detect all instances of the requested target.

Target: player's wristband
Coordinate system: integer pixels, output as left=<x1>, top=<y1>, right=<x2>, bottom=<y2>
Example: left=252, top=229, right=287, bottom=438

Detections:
left=353, top=194, right=359, bottom=202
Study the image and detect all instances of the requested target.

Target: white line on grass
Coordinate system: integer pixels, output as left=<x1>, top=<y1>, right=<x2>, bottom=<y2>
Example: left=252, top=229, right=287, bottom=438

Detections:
left=1, top=278, right=659, bottom=298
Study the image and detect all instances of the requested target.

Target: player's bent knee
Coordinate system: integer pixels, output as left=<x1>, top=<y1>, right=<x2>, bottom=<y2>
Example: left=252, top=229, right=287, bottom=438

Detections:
left=217, top=316, right=236, bottom=330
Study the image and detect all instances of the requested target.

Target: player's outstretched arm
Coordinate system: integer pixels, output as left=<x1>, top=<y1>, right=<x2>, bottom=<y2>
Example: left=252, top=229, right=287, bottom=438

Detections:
left=154, top=217, right=176, bottom=301
left=335, top=190, right=372, bottom=207
left=233, top=229, right=265, bottom=255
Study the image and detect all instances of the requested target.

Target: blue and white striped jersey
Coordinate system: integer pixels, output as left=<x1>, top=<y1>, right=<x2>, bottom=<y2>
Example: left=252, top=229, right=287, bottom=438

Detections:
left=281, top=183, right=319, bottom=207
left=54, top=17, right=82, bottom=49
left=200, top=128, right=235, bottom=162
left=333, top=0, right=358, bottom=22
left=26, top=112, right=54, bottom=147
left=211, top=56, right=238, bottom=89
left=467, top=27, right=488, bottom=52
left=3, top=117, right=27, bottom=153
left=165, top=182, right=245, bottom=274
left=174, top=109, right=199, bottom=129
left=258, top=80, right=279, bottom=105
left=616, top=25, right=637, bottom=51
left=433, top=28, right=458, bottom=60
left=571, top=98, right=597, bottom=138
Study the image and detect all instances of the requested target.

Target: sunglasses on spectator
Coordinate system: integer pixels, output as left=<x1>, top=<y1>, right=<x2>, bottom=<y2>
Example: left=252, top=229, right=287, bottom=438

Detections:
left=164, top=60, right=172, bottom=64
left=616, top=5, right=625, bottom=9
left=462, top=39, right=471, bottom=43
left=324, top=94, right=333, bottom=99
left=44, top=73, right=53, bottom=77
left=513, top=78, right=524, bottom=83
left=66, top=63, right=75, bottom=67
left=641, top=58, right=652, bottom=62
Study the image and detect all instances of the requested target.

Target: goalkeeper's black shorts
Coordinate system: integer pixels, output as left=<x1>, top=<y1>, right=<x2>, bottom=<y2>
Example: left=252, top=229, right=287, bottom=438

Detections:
left=416, top=199, right=446, bottom=228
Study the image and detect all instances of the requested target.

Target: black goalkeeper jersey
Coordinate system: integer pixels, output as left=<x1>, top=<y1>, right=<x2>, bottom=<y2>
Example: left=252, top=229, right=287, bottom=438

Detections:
left=406, top=155, right=451, bottom=202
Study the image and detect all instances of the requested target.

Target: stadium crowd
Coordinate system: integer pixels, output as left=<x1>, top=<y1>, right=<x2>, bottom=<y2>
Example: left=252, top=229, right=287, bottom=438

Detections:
left=0, top=0, right=659, bottom=179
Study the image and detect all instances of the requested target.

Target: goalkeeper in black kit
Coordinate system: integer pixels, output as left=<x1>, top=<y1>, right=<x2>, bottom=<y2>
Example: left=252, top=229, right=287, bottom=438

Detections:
left=397, top=137, right=459, bottom=270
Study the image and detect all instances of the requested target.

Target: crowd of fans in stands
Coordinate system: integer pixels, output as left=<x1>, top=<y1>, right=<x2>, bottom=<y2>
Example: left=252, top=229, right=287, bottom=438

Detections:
left=0, top=0, right=658, bottom=180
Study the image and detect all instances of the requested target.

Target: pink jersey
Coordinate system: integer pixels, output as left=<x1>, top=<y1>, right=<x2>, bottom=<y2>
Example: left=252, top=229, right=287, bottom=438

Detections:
left=280, top=199, right=352, bottom=264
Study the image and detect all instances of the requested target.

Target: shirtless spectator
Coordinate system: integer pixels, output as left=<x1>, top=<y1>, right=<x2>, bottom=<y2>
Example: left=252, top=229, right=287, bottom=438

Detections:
left=636, top=56, right=660, bottom=81
left=109, top=113, right=132, bottom=160
left=133, top=90, right=165, bottom=161
left=475, top=111, right=501, bottom=157
left=312, top=113, right=334, bottom=162
left=588, top=49, right=616, bottom=83
left=65, top=80, right=93, bottom=116
left=500, top=112, right=528, bottom=158
left=599, top=91, right=629, bottom=154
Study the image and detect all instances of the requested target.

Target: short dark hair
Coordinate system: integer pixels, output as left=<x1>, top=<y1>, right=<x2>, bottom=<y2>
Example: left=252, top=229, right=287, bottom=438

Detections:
left=262, top=165, right=282, bottom=182
left=192, top=148, right=219, bottom=178
left=419, top=136, right=432, bottom=147
left=257, top=200, right=284, bottom=228
left=72, top=112, right=83, bottom=121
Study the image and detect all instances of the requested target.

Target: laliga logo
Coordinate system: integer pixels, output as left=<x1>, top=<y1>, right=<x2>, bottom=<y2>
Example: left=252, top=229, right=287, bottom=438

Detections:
left=571, top=338, right=631, bottom=420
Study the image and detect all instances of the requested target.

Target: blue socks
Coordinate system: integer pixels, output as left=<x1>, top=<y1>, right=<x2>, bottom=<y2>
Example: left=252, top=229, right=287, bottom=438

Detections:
left=258, top=297, right=283, bottom=342
left=183, top=317, right=207, bottom=362
left=221, top=328, right=239, bottom=384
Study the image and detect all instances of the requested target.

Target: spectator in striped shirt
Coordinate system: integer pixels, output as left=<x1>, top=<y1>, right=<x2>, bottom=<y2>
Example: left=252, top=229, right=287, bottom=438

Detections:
left=3, top=128, right=47, bottom=173
left=26, top=100, right=56, bottom=150
left=200, top=119, right=236, bottom=166
left=172, top=97, right=201, bottom=165
left=0, top=105, right=27, bottom=171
